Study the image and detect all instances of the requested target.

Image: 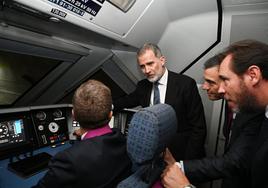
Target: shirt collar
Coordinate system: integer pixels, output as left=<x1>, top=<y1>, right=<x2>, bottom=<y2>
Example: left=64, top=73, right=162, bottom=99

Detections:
left=158, top=68, right=168, bottom=86
left=81, top=124, right=112, bottom=140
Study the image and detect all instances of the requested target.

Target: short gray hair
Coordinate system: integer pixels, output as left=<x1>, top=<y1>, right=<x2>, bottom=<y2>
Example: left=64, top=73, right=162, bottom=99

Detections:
left=137, top=43, right=163, bottom=58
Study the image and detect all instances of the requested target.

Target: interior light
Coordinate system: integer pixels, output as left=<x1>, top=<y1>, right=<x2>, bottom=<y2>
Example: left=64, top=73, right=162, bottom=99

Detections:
left=107, top=0, right=136, bottom=12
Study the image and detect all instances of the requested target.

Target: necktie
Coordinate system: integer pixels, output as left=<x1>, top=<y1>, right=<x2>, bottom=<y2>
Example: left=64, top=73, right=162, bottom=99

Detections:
left=153, top=82, right=160, bottom=105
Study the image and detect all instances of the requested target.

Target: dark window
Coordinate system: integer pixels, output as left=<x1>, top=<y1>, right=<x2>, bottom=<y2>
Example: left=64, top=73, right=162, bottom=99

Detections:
left=59, top=69, right=126, bottom=103
left=0, top=51, right=60, bottom=105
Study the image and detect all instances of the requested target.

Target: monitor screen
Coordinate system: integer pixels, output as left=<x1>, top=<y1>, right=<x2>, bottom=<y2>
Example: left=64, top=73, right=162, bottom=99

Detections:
left=0, top=113, right=34, bottom=160
left=0, top=119, right=26, bottom=146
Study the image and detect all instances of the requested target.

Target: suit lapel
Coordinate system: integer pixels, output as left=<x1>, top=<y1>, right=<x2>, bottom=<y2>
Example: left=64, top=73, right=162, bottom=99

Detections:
left=227, top=112, right=242, bottom=149
left=143, top=81, right=153, bottom=106
left=165, top=71, right=176, bottom=105
left=257, top=118, right=268, bottom=149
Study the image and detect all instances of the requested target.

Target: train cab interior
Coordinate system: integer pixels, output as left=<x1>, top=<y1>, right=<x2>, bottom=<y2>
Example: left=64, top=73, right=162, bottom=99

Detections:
left=0, top=0, right=268, bottom=187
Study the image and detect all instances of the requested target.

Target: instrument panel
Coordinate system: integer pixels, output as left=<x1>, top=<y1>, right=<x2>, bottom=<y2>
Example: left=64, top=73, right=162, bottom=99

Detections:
left=31, top=106, right=71, bottom=147
left=0, top=104, right=73, bottom=160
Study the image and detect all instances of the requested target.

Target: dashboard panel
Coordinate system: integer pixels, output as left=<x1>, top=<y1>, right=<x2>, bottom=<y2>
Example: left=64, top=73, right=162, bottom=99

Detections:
left=30, top=106, right=71, bottom=148
left=0, top=104, right=72, bottom=160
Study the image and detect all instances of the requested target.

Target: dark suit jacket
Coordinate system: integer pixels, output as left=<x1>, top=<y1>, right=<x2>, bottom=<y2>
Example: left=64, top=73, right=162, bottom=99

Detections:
left=32, top=129, right=132, bottom=188
left=222, top=100, right=233, bottom=150
left=114, top=71, right=207, bottom=160
left=251, top=117, right=268, bottom=187
left=183, top=111, right=264, bottom=188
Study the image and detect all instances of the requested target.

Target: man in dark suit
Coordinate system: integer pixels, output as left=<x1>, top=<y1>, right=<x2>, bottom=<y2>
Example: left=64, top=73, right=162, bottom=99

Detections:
left=114, top=43, right=207, bottom=161
left=217, top=39, right=268, bottom=188
left=202, top=55, right=233, bottom=149
left=202, top=55, right=238, bottom=151
left=161, top=54, right=264, bottom=188
left=181, top=111, right=263, bottom=188
left=33, top=80, right=131, bottom=188
left=161, top=40, right=268, bottom=188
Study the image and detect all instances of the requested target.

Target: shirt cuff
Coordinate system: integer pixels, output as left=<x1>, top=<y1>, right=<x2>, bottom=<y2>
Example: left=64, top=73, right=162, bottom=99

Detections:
left=175, top=161, right=185, bottom=173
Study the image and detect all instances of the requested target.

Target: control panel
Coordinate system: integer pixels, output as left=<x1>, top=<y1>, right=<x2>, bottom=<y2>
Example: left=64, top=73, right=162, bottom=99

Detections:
left=0, top=104, right=73, bottom=160
left=31, top=107, right=70, bottom=147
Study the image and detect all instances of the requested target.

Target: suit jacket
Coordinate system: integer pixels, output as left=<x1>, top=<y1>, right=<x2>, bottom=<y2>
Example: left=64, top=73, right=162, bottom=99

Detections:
left=222, top=100, right=233, bottom=150
left=32, top=129, right=132, bottom=188
left=114, top=71, right=207, bottom=160
left=251, top=117, right=268, bottom=187
left=183, top=111, right=264, bottom=188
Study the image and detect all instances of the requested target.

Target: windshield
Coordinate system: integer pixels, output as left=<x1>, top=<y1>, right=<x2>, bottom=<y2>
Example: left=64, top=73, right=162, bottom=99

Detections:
left=0, top=50, right=60, bottom=105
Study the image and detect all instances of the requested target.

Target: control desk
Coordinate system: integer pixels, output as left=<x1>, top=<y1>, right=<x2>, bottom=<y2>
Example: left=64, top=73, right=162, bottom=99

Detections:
left=0, top=105, right=135, bottom=188
left=0, top=104, right=73, bottom=188
left=0, top=143, right=70, bottom=188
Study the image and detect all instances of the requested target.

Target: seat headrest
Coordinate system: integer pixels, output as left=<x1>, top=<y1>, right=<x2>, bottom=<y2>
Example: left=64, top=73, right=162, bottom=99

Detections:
left=127, top=103, right=177, bottom=164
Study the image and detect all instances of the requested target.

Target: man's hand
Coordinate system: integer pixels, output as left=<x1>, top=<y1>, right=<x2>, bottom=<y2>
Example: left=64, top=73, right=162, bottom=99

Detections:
left=164, top=148, right=176, bottom=165
left=161, top=163, right=190, bottom=188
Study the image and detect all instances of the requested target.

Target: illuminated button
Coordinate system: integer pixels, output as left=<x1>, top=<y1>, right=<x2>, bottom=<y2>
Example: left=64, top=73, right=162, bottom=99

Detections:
left=48, top=122, right=59, bottom=133
left=38, top=125, right=44, bottom=131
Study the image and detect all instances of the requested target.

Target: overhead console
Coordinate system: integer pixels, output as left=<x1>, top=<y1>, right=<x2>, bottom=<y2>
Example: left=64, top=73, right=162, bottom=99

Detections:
left=0, top=104, right=72, bottom=160
left=10, top=0, right=153, bottom=38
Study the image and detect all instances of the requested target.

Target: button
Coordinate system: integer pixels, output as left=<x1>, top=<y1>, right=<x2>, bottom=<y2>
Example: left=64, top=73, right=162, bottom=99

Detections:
left=38, top=125, right=44, bottom=131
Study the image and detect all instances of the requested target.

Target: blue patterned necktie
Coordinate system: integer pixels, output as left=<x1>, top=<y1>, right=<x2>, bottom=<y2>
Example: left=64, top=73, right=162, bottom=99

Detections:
left=153, top=82, right=160, bottom=105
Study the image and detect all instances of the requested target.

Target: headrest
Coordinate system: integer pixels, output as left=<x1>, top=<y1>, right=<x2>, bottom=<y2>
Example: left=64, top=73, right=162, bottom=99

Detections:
left=127, top=103, right=177, bottom=164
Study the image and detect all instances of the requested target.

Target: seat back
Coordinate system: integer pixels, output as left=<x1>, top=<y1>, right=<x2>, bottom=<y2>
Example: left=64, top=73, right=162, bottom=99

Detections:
left=117, top=104, right=177, bottom=188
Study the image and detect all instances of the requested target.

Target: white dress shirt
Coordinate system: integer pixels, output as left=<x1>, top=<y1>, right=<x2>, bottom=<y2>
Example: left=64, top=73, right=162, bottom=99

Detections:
left=150, top=68, right=168, bottom=106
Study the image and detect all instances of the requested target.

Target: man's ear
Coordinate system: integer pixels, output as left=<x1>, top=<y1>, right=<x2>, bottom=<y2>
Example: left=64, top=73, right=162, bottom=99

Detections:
left=246, top=65, right=262, bottom=86
left=160, top=56, right=166, bottom=66
left=108, top=111, right=113, bottom=119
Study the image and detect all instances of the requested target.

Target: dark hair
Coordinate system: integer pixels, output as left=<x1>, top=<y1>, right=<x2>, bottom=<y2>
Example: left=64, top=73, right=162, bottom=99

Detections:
left=72, top=79, right=112, bottom=129
left=137, top=43, right=163, bottom=58
left=218, top=39, right=268, bottom=79
left=204, top=55, right=221, bottom=69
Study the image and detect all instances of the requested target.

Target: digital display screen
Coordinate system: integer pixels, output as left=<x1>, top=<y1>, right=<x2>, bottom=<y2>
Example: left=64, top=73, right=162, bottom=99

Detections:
left=0, top=119, right=26, bottom=146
